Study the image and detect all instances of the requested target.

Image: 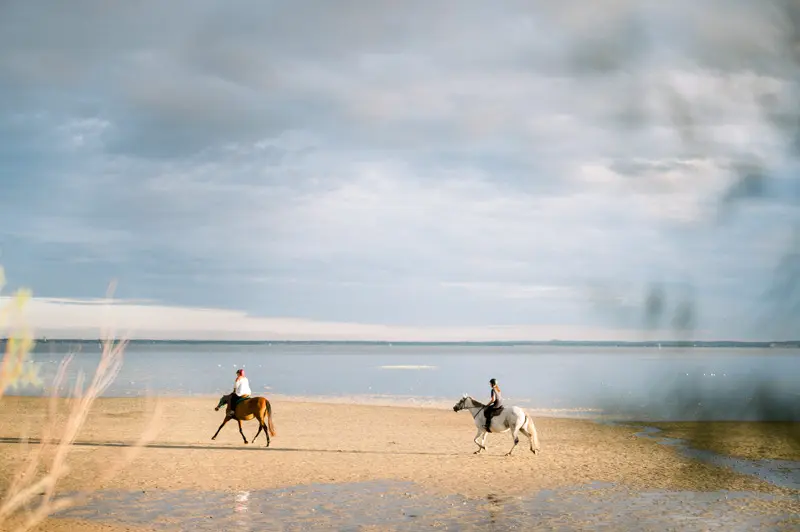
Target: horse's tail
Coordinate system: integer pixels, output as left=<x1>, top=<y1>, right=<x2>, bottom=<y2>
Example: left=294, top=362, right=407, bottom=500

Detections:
left=523, top=410, right=533, bottom=431
left=265, top=399, right=277, bottom=437
left=523, top=409, right=540, bottom=450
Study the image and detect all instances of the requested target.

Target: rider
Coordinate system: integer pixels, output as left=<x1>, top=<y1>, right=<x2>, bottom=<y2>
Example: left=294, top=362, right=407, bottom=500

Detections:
left=227, top=369, right=252, bottom=416
left=484, top=378, right=503, bottom=432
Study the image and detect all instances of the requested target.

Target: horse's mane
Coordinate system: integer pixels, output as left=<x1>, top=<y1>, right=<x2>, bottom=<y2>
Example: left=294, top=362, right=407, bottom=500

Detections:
left=467, top=396, right=486, bottom=407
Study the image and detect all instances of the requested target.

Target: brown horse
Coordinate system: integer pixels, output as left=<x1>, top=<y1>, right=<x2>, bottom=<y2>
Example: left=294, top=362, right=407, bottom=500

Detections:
left=211, top=394, right=276, bottom=446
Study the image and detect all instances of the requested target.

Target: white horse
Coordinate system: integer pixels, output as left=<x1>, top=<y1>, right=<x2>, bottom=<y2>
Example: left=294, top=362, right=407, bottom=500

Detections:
left=453, top=394, right=540, bottom=456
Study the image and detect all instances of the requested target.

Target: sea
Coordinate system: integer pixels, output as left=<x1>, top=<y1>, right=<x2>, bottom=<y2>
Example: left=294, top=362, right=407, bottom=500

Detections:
left=17, top=341, right=800, bottom=422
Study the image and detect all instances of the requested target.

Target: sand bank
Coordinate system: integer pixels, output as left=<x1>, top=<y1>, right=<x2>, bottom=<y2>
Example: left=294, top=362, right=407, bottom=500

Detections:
left=0, top=396, right=797, bottom=530
left=650, top=421, right=800, bottom=461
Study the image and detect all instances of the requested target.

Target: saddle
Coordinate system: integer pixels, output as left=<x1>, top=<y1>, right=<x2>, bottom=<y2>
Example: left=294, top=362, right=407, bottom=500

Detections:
left=226, top=395, right=251, bottom=417
left=485, top=405, right=504, bottom=420
left=484, top=405, right=505, bottom=432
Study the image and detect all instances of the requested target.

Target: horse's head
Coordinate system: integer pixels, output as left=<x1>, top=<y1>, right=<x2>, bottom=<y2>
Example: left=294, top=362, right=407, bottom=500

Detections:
left=453, top=393, right=471, bottom=412
left=215, top=394, right=228, bottom=411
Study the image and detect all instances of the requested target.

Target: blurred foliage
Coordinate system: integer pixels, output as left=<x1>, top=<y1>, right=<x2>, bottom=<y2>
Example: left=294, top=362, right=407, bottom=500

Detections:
left=0, top=271, right=157, bottom=532
left=0, top=266, right=40, bottom=395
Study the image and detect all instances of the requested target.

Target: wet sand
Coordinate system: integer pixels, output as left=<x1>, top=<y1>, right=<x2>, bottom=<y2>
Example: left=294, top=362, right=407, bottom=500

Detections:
left=0, top=396, right=797, bottom=531
left=650, top=421, right=800, bottom=461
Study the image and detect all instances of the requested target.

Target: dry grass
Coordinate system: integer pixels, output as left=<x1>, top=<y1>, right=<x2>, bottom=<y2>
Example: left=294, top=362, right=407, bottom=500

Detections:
left=0, top=272, right=161, bottom=532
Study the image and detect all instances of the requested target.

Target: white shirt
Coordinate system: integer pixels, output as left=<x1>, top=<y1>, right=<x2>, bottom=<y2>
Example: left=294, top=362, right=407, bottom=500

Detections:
left=234, top=377, right=251, bottom=396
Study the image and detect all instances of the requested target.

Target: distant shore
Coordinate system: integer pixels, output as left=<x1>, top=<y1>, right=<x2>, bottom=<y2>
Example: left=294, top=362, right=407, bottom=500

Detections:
left=11, top=338, right=800, bottom=349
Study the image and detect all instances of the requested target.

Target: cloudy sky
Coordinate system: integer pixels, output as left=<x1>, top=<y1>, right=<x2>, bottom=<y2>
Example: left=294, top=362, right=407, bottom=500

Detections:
left=1, top=0, right=799, bottom=341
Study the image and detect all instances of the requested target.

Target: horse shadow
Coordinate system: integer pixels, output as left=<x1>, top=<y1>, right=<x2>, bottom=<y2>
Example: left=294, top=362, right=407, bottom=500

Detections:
left=0, top=436, right=474, bottom=457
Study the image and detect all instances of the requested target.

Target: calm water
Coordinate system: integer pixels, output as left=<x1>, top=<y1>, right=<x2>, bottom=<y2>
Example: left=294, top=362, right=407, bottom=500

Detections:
left=23, top=343, right=800, bottom=421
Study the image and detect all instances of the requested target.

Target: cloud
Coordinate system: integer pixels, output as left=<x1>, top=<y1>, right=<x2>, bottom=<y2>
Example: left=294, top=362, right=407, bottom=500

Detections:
left=440, top=282, right=579, bottom=301
left=13, top=296, right=686, bottom=342
left=1, top=1, right=798, bottom=339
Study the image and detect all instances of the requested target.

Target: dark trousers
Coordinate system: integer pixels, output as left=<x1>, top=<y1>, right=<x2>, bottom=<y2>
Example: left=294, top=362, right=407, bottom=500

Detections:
left=228, top=393, right=241, bottom=412
left=485, top=405, right=501, bottom=431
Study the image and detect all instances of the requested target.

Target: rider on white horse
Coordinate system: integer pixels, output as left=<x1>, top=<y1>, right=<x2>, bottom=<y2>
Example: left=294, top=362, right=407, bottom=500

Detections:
left=452, top=392, right=540, bottom=455
left=485, top=378, right=503, bottom=432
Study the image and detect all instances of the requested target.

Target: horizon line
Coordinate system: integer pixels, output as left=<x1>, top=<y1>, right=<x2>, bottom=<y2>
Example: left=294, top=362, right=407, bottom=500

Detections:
left=11, top=338, right=800, bottom=346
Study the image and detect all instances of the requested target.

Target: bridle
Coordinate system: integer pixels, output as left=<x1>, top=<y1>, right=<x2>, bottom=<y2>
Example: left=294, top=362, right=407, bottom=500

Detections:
left=457, top=397, right=485, bottom=419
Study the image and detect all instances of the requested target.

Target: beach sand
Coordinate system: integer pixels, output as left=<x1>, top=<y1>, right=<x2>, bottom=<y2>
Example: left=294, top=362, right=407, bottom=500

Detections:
left=0, top=396, right=798, bottom=531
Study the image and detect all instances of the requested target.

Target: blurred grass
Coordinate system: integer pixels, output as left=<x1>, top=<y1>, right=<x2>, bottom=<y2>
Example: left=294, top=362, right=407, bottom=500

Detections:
left=0, top=266, right=160, bottom=532
left=0, top=267, right=40, bottom=394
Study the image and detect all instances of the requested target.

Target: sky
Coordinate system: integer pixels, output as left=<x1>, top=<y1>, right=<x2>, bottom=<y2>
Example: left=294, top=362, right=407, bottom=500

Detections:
left=1, top=0, right=799, bottom=341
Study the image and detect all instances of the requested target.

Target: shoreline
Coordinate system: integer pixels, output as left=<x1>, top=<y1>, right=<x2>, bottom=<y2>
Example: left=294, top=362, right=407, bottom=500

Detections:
left=4, top=390, right=797, bottom=426
left=2, top=391, right=609, bottom=419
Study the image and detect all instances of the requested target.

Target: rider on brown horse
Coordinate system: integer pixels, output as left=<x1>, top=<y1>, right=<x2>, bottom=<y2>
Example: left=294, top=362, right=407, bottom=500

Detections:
left=227, top=369, right=252, bottom=417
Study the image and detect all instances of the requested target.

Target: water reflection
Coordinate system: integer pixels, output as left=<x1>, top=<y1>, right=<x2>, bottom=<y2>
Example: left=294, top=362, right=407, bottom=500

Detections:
left=486, top=493, right=503, bottom=531
left=234, top=490, right=250, bottom=529
left=234, top=490, right=250, bottom=513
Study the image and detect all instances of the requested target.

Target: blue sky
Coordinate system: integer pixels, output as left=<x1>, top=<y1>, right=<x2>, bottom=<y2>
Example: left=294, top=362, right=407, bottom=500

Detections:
left=1, top=0, right=798, bottom=340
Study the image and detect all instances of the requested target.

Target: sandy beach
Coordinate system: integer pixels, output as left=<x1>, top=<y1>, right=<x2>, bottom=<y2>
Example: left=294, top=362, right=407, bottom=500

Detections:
left=0, top=396, right=798, bottom=530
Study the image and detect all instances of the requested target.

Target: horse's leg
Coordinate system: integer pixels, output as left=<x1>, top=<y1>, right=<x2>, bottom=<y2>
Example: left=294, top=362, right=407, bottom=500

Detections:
left=506, top=421, right=521, bottom=456
left=211, top=416, right=231, bottom=440
left=255, top=411, right=270, bottom=447
left=473, top=428, right=486, bottom=454
left=259, top=402, right=271, bottom=447
left=237, top=418, right=248, bottom=444
left=528, top=418, right=540, bottom=454
left=519, top=424, right=534, bottom=453
left=517, top=415, right=537, bottom=454
left=259, top=419, right=270, bottom=447
left=261, top=417, right=270, bottom=447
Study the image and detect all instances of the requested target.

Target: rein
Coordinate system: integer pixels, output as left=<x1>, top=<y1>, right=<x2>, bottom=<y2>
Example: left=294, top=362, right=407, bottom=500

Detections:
left=461, top=398, right=485, bottom=419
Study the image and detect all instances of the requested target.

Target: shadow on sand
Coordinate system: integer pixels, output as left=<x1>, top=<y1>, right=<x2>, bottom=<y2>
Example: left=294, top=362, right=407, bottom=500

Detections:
left=0, top=436, right=477, bottom=458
